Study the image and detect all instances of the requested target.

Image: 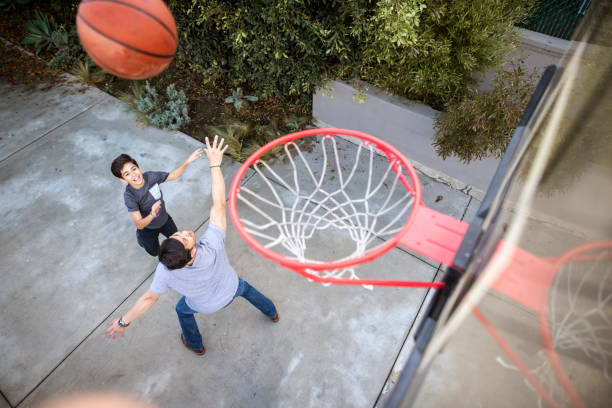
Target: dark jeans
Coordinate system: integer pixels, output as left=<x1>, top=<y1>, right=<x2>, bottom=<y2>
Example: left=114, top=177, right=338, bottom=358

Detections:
left=136, top=215, right=177, bottom=256
left=175, top=278, right=277, bottom=350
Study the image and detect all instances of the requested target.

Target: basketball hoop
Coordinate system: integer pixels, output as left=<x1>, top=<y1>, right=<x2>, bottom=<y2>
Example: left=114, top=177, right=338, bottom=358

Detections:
left=228, top=128, right=452, bottom=288
left=228, top=128, right=612, bottom=405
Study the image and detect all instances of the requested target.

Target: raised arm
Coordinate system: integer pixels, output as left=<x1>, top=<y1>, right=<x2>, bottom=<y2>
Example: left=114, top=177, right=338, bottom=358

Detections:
left=105, top=289, right=161, bottom=338
left=205, top=135, right=229, bottom=232
left=166, top=148, right=204, bottom=182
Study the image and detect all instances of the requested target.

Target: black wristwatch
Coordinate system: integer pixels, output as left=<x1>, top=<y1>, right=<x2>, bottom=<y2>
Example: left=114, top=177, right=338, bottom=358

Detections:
left=118, top=317, right=130, bottom=328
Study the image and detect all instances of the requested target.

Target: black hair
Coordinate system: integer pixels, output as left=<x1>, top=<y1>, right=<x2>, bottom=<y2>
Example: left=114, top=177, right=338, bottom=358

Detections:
left=159, top=238, right=192, bottom=270
left=111, top=154, right=139, bottom=178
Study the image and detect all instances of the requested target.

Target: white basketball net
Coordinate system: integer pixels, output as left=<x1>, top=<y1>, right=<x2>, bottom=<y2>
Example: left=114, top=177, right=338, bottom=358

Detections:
left=235, top=134, right=416, bottom=286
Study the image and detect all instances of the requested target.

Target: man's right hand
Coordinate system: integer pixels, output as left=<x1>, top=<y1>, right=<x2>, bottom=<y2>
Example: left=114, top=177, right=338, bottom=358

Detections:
left=205, top=135, right=228, bottom=167
left=150, top=200, right=161, bottom=218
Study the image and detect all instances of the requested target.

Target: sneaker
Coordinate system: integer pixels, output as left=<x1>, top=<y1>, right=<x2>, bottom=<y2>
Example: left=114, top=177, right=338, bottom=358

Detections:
left=271, top=310, right=280, bottom=323
left=181, top=334, right=206, bottom=355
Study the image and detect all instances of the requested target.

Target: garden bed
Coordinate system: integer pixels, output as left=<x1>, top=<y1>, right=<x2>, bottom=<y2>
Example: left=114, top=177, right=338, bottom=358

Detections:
left=2, top=0, right=544, bottom=169
left=0, top=4, right=311, bottom=159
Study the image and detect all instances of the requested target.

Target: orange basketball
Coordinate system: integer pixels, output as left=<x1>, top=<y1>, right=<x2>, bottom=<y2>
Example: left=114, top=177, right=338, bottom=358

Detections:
left=76, top=0, right=178, bottom=80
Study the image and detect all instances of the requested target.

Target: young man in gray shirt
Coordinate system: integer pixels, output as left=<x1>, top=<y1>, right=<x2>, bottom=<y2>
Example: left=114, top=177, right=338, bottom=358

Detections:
left=110, top=148, right=204, bottom=256
left=106, top=136, right=278, bottom=355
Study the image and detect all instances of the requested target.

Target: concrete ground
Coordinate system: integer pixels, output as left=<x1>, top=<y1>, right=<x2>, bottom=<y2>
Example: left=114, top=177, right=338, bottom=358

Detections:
left=0, top=74, right=481, bottom=408
left=2, top=27, right=601, bottom=408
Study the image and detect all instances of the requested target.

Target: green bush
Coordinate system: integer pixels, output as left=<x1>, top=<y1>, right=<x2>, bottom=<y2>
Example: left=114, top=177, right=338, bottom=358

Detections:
left=22, top=10, right=84, bottom=69
left=169, top=0, right=365, bottom=103
left=22, top=9, right=67, bottom=55
left=133, top=82, right=190, bottom=130
left=17, top=1, right=536, bottom=131
left=49, top=28, right=83, bottom=70
left=358, top=0, right=534, bottom=108
left=433, top=64, right=538, bottom=163
left=168, top=0, right=533, bottom=108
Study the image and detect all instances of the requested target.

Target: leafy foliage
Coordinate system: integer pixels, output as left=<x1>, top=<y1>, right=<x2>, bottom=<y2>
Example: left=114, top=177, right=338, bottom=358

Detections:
left=224, top=87, right=258, bottom=111
left=433, top=64, right=538, bottom=162
left=357, top=0, right=534, bottom=108
left=128, top=81, right=190, bottom=130
left=168, top=0, right=366, bottom=103
left=22, top=9, right=84, bottom=69
left=22, top=9, right=66, bottom=55
left=169, top=0, right=533, bottom=108
left=156, top=84, right=190, bottom=130
left=19, top=1, right=534, bottom=116
left=284, top=114, right=312, bottom=132
left=207, top=122, right=258, bottom=162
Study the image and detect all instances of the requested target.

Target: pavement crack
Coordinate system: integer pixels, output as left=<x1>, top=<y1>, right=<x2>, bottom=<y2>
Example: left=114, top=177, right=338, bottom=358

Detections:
left=14, top=265, right=157, bottom=408
left=0, top=97, right=106, bottom=165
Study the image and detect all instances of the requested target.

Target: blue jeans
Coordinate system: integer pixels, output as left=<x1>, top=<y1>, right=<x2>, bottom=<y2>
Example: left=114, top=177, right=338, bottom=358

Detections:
left=175, top=278, right=277, bottom=350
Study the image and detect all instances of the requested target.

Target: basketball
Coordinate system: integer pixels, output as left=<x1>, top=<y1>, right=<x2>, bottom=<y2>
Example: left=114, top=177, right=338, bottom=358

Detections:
left=76, top=0, right=178, bottom=80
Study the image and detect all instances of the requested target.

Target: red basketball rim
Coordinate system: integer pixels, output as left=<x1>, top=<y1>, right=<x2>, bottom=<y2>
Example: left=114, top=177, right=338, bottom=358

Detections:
left=228, top=128, right=423, bottom=273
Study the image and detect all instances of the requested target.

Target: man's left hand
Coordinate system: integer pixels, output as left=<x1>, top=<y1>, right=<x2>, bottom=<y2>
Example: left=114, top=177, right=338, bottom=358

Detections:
left=105, top=319, right=126, bottom=339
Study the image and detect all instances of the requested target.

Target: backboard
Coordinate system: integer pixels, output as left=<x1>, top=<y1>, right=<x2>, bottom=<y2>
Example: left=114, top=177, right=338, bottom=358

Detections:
left=386, top=2, right=612, bottom=407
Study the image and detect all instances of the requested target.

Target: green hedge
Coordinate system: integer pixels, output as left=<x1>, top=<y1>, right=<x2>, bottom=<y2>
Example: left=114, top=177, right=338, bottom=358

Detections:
left=358, top=0, right=534, bottom=107
left=169, top=0, right=365, bottom=103
left=169, top=0, right=533, bottom=108
left=433, top=64, right=538, bottom=163
left=27, top=0, right=534, bottom=109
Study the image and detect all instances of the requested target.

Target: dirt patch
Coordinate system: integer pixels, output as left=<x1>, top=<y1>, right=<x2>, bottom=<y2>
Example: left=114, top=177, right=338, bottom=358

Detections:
left=0, top=39, right=63, bottom=88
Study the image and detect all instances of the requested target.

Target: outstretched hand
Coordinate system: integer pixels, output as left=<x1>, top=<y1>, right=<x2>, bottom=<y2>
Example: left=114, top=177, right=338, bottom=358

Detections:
left=186, top=148, right=204, bottom=164
left=105, top=319, right=126, bottom=339
left=204, top=135, right=229, bottom=167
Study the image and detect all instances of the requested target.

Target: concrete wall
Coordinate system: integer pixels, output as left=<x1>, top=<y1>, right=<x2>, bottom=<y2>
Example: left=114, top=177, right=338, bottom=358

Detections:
left=477, top=29, right=570, bottom=92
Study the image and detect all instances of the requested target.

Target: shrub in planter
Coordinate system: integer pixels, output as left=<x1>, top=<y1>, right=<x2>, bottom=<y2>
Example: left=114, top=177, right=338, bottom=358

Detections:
left=168, top=0, right=533, bottom=109
left=433, top=64, right=538, bottom=163
left=22, top=9, right=67, bottom=55
left=358, top=0, right=534, bottom=108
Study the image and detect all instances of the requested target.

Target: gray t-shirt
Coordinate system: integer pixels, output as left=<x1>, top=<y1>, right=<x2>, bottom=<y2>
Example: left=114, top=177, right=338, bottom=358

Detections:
left=124, top=171, right=169, bottom=230
left=150, top=223, right=239, bottom=314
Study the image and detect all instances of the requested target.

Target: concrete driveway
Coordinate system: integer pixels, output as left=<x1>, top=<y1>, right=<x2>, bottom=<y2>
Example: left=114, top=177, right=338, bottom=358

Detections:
left=0, top=75, right=479, bottom=408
